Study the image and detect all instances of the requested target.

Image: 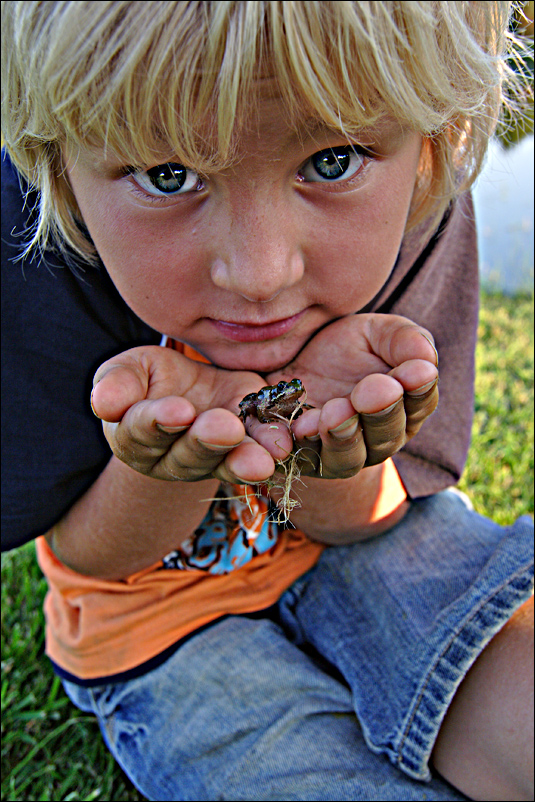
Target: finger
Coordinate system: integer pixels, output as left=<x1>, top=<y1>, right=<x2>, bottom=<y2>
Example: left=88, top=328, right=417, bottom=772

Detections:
left=92, top=345, right=195, bottom=420
left=154, top=409, right=247, bottom=481
left=156, top=412, right=276, bottom=484
left=350, top=372, right=405, bottom=415
left=359, top=400, right=406, bottom=466
left=213, top=438, right=277, bottom=485
left=290, top=407, right=322, bottom=441
left=386, top=359, right=439, bottom=439
left=350, top=374, right=407, bottom=467
left=359, top=398, right=406, bottom=467
left=403, top=380, right=439, bottom=439
left=102, top=396, right=197, bottom=459
left=290, top=437, right=322, bottom=477
left=364, top=314, right=438, bottom=368
left=107, top=404, right=241, bottom=480
left=289, top=408, right=323, bottom=476
left=314, top=398, right=367, bottom=479
left=91, top=364, right=148, bottom=421
left=242, top=416, right=294, bottom=462
left=387, top=358, right=438, bottom=393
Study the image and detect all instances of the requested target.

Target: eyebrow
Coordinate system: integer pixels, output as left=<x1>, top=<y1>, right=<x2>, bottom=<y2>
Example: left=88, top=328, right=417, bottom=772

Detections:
left=289, top=114, right=399, bottom=149
left=84, top=113, right=404, bottom=176
left=284, top=118, right=344, bottom=144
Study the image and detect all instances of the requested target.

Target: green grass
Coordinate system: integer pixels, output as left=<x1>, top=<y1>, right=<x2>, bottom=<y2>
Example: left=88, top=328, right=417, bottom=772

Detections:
left=1, top=290, right=533, bottom=802
left=0, top=546, right=145, bottom=801
left=458, top=291, right=534, bottom=522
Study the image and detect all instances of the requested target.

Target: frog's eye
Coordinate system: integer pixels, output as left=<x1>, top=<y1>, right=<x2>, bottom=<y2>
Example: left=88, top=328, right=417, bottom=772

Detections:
left=288, top=379, right=302, bottom=390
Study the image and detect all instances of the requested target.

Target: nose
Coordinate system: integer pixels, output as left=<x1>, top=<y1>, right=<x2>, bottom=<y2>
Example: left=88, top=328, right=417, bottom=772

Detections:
left=210, top=191, right=305, bottom=302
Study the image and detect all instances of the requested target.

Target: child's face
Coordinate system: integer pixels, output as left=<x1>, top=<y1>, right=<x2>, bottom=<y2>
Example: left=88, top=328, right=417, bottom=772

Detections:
left=64, top=95, right=422, bottom=373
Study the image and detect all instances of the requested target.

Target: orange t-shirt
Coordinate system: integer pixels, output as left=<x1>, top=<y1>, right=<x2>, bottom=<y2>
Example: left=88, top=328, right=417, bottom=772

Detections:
left=36, top=341, right=324, bottom=681
left=36, top=524, right=323, bottom=681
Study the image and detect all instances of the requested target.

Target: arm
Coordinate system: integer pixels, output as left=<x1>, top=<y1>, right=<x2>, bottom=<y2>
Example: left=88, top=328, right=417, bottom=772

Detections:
left=278, top=458, right=410, bottom=545
left=47, top=347, right=280, bottom=580
left=46, top=457, right=220, bottom=581
left=49, top=314, right=438, bottom=577
left=262, top=313, right=439, bottom=542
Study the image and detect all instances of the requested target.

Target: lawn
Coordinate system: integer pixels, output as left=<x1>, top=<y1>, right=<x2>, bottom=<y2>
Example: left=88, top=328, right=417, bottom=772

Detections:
left=1, top=290, right=533, bottom=802
left=458, top=291, right=534, bottom=522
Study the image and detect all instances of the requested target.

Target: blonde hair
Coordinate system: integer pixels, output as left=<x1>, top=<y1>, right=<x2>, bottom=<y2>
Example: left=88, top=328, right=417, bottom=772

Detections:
left=1, top=0, right=531, bottom=262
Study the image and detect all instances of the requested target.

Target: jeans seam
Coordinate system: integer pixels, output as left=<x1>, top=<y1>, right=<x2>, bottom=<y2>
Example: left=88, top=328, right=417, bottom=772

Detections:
left=396, top=560, right=534, bottom=780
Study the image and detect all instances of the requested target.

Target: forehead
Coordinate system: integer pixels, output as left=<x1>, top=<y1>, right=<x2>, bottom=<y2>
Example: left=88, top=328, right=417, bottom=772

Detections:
left=64, top=51, right=395, bottom=172
left=72, top=99, right=403, bottom=175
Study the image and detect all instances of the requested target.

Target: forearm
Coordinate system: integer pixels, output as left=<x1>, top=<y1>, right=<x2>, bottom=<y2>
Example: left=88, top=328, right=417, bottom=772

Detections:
left=46, top=455, right=219, bottom=580
left=279, top=458, right=410, bottom=544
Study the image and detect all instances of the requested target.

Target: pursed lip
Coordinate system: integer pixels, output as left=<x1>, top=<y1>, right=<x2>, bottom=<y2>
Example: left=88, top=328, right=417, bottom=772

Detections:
left=207, top=311, right=305, bottom=342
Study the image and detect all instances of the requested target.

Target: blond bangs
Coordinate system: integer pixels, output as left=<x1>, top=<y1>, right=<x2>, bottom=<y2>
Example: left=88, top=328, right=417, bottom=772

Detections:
left=1, top=1, right=529, bottom=260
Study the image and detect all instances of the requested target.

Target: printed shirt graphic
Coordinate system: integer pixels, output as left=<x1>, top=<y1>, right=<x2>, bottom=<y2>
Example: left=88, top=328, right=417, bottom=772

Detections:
left=160, top=483, right=280, bottom=574
left=159, top=338, right=281, bottom=575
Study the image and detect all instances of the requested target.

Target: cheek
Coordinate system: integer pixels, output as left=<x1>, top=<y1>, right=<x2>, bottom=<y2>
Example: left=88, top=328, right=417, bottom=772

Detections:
left=72, top=185, right=203, bottom=305
left=312, top=156, right=420, bottom=302
left=306, top=194, right=409, bottom=306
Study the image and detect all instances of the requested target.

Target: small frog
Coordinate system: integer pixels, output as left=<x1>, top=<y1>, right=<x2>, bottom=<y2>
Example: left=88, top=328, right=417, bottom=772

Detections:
left=239, top=379, right=309, bottom=424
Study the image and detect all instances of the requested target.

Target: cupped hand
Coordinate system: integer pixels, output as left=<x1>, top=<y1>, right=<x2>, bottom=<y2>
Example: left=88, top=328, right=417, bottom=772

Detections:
left=259, top=313, right=439, bottom=479
left=90, top=346, right=291, bottom=484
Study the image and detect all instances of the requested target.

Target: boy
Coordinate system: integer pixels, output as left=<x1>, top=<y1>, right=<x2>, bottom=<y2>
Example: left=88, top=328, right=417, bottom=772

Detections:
left=2, top=2, right=533, bottom=800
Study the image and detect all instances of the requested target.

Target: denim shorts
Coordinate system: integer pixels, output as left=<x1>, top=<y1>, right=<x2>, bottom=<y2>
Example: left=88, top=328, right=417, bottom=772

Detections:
left=62, top=490, right=534, bottom=801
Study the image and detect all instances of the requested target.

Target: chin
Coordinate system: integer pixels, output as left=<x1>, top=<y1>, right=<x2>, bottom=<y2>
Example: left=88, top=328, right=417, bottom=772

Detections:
left=209, top=345, right=298, bottom=375
left=212, top=357, right=291, bottom=376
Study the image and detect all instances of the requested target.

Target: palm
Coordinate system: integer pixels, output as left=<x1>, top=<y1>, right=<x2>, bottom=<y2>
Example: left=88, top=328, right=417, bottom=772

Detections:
left=267, top=316, right=394, bottom=407
left=93, top=345, right=266, bottom=421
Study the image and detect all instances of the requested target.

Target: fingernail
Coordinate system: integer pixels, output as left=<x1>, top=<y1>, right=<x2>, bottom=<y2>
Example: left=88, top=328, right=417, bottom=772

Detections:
left=419, top=332, right=439, bottom=366
left=156, top=423, right=189, bottom=434
left=305, top=434, right=321, bottom=443
left=407, top=378, right=438, bottom=397
left=368, top=398, right=403, bottom=416
left=90, top=387, right=99, bottom=417
left=197, top=439, right=239, bottom=452
left=328, top=414, right=360, bottom=440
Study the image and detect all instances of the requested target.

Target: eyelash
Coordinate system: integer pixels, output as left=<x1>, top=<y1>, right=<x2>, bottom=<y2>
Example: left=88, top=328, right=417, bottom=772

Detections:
left=297, top=145, right=371, bottom=187
left=119, top=165, right=205, bottom=204
left=120, top=145, right=373, bottom=203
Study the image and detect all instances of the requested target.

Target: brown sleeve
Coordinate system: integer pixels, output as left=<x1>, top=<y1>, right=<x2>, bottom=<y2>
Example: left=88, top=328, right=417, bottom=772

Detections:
left=369, top=192, right=479, bottom=498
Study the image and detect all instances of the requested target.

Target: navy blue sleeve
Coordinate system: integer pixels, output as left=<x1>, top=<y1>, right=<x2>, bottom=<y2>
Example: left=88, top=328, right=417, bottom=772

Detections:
left=1, top=151, right=162, bottom=551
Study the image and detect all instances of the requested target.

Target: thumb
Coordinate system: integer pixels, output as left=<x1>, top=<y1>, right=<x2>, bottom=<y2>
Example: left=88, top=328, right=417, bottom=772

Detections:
left=364, top=314, right=438, bottom=368
left=91, top=362, right=148, bottom=422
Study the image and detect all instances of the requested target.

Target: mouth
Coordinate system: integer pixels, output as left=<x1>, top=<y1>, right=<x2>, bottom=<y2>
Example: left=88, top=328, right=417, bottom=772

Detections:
left=207, top=311, right=305, bottom=343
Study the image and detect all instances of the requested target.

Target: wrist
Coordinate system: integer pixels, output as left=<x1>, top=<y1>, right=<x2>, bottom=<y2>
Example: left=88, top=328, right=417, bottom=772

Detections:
left=48, top=456, right=220, bottom=579
left=282, top=458, right=409, bottom=545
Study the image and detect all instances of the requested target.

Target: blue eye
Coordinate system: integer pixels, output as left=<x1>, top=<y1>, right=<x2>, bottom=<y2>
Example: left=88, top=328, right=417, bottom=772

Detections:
left=130, top=162, right=201, bottom=196
left=300, top=146, right=366, bottom=183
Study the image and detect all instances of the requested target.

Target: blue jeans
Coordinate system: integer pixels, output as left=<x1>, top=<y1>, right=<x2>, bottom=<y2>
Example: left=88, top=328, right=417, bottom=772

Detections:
left=62, top=490, right=534, bottom=801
